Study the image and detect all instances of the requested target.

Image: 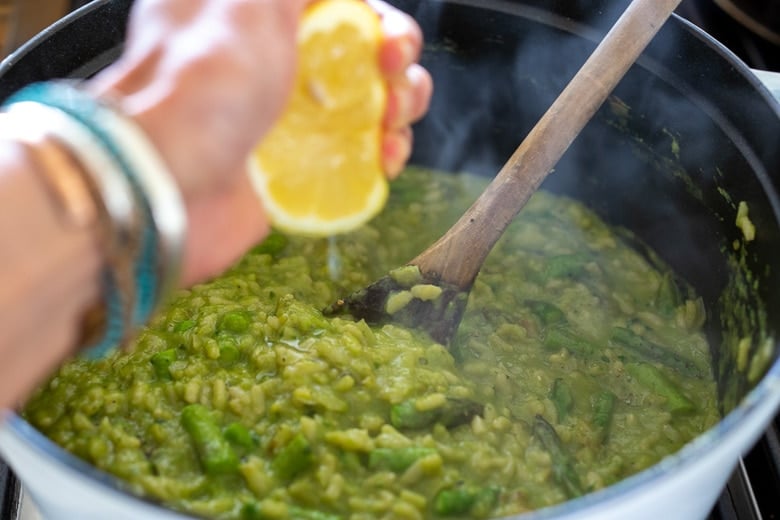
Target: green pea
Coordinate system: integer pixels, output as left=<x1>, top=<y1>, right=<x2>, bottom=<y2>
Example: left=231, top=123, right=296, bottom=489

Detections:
left=218, top=337, right=241, bottom=365
left=218, top=311, right=251, bottom=334
left=150, top=349, right=176, bottom=380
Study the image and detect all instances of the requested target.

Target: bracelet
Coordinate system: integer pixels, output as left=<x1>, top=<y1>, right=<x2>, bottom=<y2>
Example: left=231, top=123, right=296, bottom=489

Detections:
left=4, top=124, right=98, bottom=230
left=1, top=81, right=187, bottom=357
left=0, top=102, right=137, bottom=355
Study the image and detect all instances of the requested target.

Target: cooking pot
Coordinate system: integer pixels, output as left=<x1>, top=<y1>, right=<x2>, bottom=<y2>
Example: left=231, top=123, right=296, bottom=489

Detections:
left=710, top=0, right=780, bottom=45
left=2, top=0, right=780, bottom=519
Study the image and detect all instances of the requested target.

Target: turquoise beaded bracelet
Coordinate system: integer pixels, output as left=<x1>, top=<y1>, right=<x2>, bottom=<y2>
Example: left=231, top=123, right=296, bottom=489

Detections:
left=2, top=81, right=187, bottom=357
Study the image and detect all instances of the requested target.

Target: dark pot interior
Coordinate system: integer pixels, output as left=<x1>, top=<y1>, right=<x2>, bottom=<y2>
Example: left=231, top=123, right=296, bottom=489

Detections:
left=2, top=0, right=780, bottom=471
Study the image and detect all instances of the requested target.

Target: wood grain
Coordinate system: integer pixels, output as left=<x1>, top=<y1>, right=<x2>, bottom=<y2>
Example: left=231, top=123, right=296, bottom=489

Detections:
left=411, top=0, right=683, bottom=290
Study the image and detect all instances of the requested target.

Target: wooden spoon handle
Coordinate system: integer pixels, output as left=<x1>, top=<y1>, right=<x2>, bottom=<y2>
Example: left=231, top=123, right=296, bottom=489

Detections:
left=413, top=0, right=683, bottom=287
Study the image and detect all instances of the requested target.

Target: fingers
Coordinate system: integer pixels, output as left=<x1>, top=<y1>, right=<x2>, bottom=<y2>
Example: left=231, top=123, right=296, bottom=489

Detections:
left=180, top=167, right=270, bottom=285
left=382, top=126, right=412, bottom=180
left=381, top=64, right=432, bottom=177
left=369, top=0, right=433, bottom=179
left=383, top=63, right=433, bottom=130
left=369, top=0, right=423, bottom=75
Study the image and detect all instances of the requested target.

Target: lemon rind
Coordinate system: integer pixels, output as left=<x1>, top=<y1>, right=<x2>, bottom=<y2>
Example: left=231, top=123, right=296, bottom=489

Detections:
left=247, top=156, right=389, bottom=237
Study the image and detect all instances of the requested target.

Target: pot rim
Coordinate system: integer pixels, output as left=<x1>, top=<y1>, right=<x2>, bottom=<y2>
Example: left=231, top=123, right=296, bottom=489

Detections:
left=5, top=362, right=780, bottom=518
left=2, top=0, right=780, bottom=518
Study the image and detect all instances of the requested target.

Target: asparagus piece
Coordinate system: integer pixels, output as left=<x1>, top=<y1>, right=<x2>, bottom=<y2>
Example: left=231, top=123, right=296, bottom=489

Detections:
left=433, top=485, right=500, bottom=517
left=241, top=502, right=341, bottom=520
left=543, top=327, right=598, bottom=357
left=526, top=300, right=567, bottom=327
left=390, top=398, right=483, bottom=430
left=180, top=404, right=238, bottom=474
left=591, top=391, right=616, bottom=443
left=173, top=319, right=195, bottom=333
left=625, top=363, right=696, bottom=415
left=223, top=422, right=256, bottom=450
left=271, top=433, right=313, bottom=481
left=532, top=415, right=585, bottom=499
left=656, top=272, right=682, bottom=315
left=610, top=327, right=702, bottom=378
left=368, top=446, right=437, bottom=472
left=150, top=348, right=176, bottom=380
left=543, top=253, right=590, bottom=281
left=549, top=378, right=573, bottom=423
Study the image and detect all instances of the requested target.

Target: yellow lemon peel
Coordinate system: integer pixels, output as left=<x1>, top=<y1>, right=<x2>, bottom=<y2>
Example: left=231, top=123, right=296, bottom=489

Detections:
left=248, top=0, right=388, bottom=237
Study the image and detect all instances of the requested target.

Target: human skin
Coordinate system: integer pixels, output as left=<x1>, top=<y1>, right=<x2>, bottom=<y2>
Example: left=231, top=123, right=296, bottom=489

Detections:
left=0, top=0, right=432, bottom=409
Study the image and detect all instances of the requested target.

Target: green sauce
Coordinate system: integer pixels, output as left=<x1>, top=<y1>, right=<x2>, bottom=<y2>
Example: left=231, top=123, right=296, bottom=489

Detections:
left=24, top=168, right=719, bottom=519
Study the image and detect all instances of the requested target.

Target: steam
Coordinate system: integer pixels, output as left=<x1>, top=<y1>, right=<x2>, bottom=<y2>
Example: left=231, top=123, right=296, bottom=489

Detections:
left=395, top=0, right=733, bottom=287
left=392, top=0, right=779, bottom=405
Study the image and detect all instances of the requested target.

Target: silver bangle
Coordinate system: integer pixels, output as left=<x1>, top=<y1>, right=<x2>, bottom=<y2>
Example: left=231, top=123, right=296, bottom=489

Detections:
left=2, top=81, right=188, bottom=356
left=87, top=95, right=187, bottom=317
left=0, top=101, right=139, bottom=353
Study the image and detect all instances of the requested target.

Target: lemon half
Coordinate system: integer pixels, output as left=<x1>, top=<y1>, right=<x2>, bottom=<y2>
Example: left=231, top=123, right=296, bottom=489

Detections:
left=248, top=0, right=388, bottom=237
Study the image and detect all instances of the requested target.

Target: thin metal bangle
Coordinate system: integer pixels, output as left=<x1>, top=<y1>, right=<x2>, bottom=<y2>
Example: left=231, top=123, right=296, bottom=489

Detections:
left=88, top=93, right=187, bottom=317
left=0, top=101, right=139, bottom=356
left=5, top=82, right=187, bottom=346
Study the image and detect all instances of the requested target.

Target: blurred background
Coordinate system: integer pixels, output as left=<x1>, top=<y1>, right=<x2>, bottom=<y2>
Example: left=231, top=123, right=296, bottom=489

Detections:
left=0, top=0, right=91, bottom=58
left=0, top=0, right=777, bottom=71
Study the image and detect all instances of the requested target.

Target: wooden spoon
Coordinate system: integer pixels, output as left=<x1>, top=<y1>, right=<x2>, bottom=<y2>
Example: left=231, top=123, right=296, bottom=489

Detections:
left=326, top=0, right=683, bottom=344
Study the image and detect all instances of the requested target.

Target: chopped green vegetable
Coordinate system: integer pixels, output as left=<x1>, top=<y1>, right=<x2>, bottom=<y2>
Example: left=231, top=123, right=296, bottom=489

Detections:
left=434, top=485, right=500, bottom=517
left=532, top=415, right=585, bottom=498
left=224, top=422, right=256, bottom=451
left=173, top=319, right=195, bottom=333
left=181, top=404, right=238, bottom=474
left=368, top=446, right=437, bottom=472
left=150, top=348, right=176, bottom=380
left=611, top=327, right=702, bottom=378
left=527, top=300, right=567, bottom=327
left=591, top=391, right=616, bottom=443
left=550, top=378, right=573, bottom=423
left=241, top=502, right=341, bottom=520
left=543, top=327, right=598, bottom=356
left=271, top=434, right=313, bottom=481
left=626, top=363, right=696, bottom=414
left=390, top=398, right=483, bottom=430
left=656, top=273, right=682, bottom=315
left=543, top=253, right=590, bottom=280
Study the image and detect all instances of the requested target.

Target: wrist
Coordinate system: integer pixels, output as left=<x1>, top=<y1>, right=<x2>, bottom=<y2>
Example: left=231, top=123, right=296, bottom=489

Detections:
left=0, top=138, right=102, bottom=407
left=1, top=81, right=187, bottom=357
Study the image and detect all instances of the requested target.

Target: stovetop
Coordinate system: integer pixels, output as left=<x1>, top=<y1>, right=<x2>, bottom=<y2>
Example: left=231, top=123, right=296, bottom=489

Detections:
left=710, top=415, right=780, bottom=520
left=0, top=462, right=18, bottom=519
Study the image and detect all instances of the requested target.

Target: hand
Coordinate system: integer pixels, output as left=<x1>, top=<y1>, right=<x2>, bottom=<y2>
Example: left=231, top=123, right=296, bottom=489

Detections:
left=372, top=0, right=433, bottom=178
left=87, top=0, right=432, bottom=285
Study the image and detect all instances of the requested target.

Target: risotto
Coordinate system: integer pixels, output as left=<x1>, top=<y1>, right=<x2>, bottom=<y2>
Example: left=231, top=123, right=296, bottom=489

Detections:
left=23, top=168, right=719, bottom=519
